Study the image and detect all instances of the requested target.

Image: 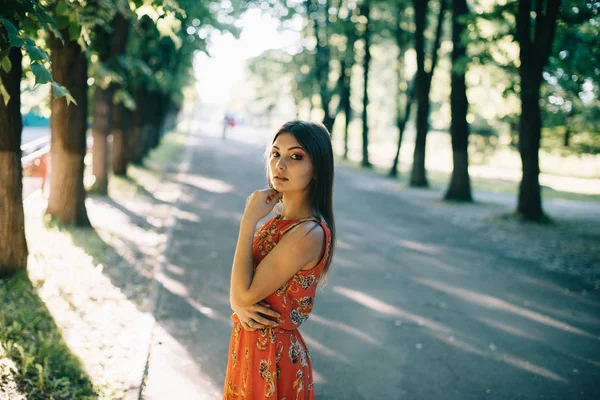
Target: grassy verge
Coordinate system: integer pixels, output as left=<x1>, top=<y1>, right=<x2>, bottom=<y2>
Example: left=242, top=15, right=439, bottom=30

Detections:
left=0, top=272, right=96, bottom=400
left=0, top=129, right=187, bottom=400
left=336, top=156, right=600, bottom=204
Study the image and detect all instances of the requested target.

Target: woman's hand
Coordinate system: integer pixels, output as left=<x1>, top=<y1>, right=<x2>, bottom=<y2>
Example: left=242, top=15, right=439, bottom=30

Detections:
left=232, top=300, right=280, bottom=331
left=242, top=189, right=282, bottom=224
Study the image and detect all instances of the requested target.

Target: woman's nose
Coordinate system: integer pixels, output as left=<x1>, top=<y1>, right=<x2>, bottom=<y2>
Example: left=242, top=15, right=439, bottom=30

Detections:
left=276, top=159, right=286, bottom=169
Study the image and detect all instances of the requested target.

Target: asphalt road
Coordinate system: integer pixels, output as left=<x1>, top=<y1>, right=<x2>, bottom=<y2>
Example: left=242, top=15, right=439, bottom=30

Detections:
left=142, top=125, right=600, bottom=400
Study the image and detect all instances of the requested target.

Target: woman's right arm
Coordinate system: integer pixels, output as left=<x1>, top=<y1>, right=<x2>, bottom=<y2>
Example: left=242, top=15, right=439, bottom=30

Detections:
left=231, top=300, right=280, bottom=331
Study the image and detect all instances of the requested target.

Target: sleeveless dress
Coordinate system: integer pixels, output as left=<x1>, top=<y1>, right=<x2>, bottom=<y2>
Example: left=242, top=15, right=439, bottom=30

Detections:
left=223, top=214, right=332, bottom=399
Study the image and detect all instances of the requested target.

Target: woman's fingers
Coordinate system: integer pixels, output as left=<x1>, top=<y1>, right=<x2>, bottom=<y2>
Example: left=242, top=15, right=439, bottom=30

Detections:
left=265, top=190, right=281, bottom=204
left=252, top=313, right=278, bottom=326
left=255, top=304, right=280, bottom=319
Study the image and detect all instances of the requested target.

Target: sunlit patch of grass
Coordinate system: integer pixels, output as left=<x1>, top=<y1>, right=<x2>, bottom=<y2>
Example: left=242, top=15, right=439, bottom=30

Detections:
left=1, top=129, right=188, bottom=399
left=335, top=152, right=600, bottom=203
left=0, top=271, right=96, bottom=400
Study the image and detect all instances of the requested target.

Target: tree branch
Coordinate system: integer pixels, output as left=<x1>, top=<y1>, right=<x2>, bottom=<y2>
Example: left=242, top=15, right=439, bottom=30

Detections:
left=428, top=0, right=447, bottom=80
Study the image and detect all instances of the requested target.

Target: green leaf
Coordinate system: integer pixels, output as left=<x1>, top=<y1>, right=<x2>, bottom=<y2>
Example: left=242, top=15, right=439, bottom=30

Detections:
left=0, top=47, right=9, bottom=67
left=68, top=23, right=82, bottom=41
left=0, top=77, right=11, bottom=106
left=24, top=37, right=48, bottom=62
left=51, top=82, right=77, bottom=106
left=1, top=54, right=11, bottom=73
left=56, top=1, right=70, bottom=16
left=0, top=18, right=24, bottom=47
left=30, top=63, right=52, bottom=85
left=55, top=15, right=70, bottom=30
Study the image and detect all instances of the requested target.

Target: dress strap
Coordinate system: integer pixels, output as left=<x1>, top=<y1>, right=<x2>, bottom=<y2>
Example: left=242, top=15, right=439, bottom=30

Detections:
left=278, top=217, right=322, bottom=236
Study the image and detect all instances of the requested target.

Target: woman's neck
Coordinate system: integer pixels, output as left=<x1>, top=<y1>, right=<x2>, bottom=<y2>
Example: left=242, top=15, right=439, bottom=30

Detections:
left=279, top=192, right=314, bottom=220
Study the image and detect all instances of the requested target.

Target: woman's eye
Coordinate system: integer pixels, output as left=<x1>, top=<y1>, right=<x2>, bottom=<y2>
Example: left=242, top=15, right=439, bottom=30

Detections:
left=271, top=151, right=280, bottom=157
left=291, top=154, right=303, bottom=160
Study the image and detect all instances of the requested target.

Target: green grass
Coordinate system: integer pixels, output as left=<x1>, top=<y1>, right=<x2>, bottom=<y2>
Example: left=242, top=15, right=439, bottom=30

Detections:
left=336, top=156, right=600, bottom=203
left=0, top=272, right=96, bottom=400
left=1, top=129, right=188, bottom=400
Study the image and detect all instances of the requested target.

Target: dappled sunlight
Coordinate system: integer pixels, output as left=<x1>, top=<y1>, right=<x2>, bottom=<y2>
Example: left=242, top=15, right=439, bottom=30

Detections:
left=185, top=297, right=233, bottom=325
left=477, top=317, right=600, bottom=369
left=0, top=343, right=28, bottom=399
left=310, top=313, right=381, bottom=346
left=409, top=253, right=468, bottom=275
left=477, top=317, right=540, bottom=341
left=301, top=332, right=351, bottom=364
left=312, top=369, right=326, bottom=384
left=429, top=332, right=569, bottom=383
left=397, top=239, right=442, bottom=255
left=517, top=275, right=600, bottom=308
left=331, top=286, right=452, bottom=334
left=504, top=293, right=600, bottom=327
left=156, top=270, right=190, bottom=297
left=24, top=197, right=158, bottom=398
left=165, top=263, right=186, bottom=276
left=176, top=173, right=235, bottom=194
left=143, top=324, right=222, bottom=399
left=336, top=239, right=352, bottom=250
left=413, top=278, right=599, bottom=340
left=171, top=208, right=202, bottom=223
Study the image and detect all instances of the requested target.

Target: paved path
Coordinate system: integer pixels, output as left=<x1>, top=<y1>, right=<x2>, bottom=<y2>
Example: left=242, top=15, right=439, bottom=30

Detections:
left=142, top=125, right=600, bottom=399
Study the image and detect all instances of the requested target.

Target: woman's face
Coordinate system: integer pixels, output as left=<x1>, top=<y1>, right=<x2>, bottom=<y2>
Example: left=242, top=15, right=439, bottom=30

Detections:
left=268, top=132, right=314, bottom=194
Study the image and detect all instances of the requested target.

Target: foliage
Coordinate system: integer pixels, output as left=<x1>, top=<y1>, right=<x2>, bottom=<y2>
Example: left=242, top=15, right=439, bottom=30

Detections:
left=0, top=272, right=96, bottom=400
left=541, top=1, right=600, bottom=153
left=0, top=1, right=75, bottom=105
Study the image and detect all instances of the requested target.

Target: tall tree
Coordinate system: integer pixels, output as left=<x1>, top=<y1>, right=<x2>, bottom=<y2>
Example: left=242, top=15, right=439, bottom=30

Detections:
left=360, top=0, right=372, bottom=168
left=515, top=0, right=560, bottom=221
left=410, top=0, right=447, bottom=187
left=89, top=11, right=130, bottom=194
left=389, top=0, right=415, bottom=178
left=334, top=1, right=359, bottom=160
left=46, top=30, right=90, bottom=225
left=444, top=0, right=472, bottom=201
left=311, top=0, right=336, bottom=132
left=0, top=44, right=27, bottom=276
left=1, top=2, right=70, bottom=275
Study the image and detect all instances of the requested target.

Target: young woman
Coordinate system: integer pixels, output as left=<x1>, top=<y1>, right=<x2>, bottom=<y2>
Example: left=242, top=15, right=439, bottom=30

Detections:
left=223, top=120, right=336, bottom=399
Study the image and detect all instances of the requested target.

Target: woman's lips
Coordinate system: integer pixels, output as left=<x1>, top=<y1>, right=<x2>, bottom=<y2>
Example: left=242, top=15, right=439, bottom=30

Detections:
left=273, top=176, right=288, bottom=182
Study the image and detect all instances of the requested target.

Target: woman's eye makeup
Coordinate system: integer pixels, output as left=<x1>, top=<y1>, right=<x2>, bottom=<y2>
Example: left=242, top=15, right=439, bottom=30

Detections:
left=271, top=150, right=304, bottom=160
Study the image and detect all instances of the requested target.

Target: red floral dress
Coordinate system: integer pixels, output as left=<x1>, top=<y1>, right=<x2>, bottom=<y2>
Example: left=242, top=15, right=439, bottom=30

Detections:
left=223, top=214, right=332, bottom=399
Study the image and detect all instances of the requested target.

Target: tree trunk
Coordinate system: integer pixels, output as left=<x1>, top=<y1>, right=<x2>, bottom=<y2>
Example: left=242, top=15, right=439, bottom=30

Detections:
left=90, top=86, right=112, bottom=194
left=90, top=13, right=129, bottom=192
left=515, top=0, right=560, bottom=221
left=563, top=125, right=570, bottom=147
left=445, top=0, right=473, bottom=201
left=339, top=17, right=357, bottom=161
left=390, top=2, right=413, bottom=178
left=46, top=32, right=90, bottom=226
left=518, top=74, right=544, bottom=220
left=128, top=88, right=145, bottom=164
left=111, top=103, right=128, bottom=175
left=361, top=0, right=372, bottom=168
left=390, top=82, right=415, bottom=178
left=410, top=0, right=446, bottom=187
left=0, top=46, right=28, bottom=276
left=410, top=0, right=430, bottom=186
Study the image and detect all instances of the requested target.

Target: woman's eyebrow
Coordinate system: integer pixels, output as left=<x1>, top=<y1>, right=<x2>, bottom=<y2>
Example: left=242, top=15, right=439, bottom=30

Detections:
left=272, top=145, right=306, bottom=151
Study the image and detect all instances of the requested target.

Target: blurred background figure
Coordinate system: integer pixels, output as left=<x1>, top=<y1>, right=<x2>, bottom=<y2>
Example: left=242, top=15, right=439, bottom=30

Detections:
left=222, top=111, right=236, bottom=139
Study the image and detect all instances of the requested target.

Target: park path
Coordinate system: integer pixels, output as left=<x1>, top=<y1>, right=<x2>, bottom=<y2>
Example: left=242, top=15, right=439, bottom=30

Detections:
left=141, top=124, right=600, bottom=400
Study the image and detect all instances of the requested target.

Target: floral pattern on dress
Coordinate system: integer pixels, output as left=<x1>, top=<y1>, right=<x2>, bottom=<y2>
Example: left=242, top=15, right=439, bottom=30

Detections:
left=224, top=215, right=331, bottom=400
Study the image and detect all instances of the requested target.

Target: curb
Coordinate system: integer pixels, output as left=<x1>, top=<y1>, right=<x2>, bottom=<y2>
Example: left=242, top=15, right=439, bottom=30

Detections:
left=124, top=130, right=195, bottom=400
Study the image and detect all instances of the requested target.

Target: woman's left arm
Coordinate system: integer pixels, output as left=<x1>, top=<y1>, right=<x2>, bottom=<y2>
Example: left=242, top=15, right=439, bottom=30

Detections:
left=230, top=189, right=324, bottom=307
left=230, top=219, right=323, bottom=307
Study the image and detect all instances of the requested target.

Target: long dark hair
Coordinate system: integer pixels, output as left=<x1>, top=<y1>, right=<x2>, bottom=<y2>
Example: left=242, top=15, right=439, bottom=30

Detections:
left=265, top=120, right=336, bottom=283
